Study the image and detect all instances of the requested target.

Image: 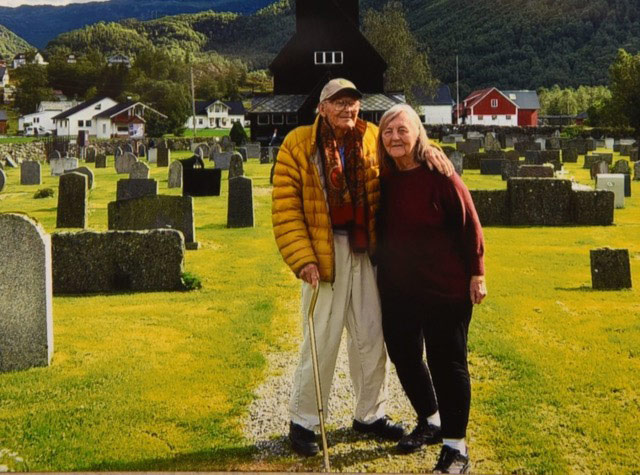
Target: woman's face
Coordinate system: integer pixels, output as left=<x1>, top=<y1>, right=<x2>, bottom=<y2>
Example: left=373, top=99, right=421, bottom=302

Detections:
left=381, top=112, right=418, bottom=163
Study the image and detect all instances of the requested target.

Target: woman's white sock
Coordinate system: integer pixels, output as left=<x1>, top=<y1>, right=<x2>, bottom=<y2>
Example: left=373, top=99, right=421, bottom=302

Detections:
left=443, top=437, right=467, bottom=455
left=427, top=411, right=441, bottom=427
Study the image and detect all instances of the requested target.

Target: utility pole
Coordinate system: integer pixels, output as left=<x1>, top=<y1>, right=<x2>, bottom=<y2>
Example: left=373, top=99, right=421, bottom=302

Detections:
left=456, top=54, right=460, bottom=125
left=190, top=65, right=196, bottom=139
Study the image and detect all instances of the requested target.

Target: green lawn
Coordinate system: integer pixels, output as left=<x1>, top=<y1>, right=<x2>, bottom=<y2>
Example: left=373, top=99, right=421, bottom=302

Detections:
left=0, top=149, right=638, bottom=473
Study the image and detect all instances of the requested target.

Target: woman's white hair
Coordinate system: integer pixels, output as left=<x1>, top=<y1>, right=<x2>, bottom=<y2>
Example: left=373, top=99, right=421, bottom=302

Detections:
left=376, top=103, right=435, bottom=174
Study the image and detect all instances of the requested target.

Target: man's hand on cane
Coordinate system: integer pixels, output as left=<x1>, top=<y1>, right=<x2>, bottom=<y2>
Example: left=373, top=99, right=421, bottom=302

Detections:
left=299, top=263, right=320, bottom=288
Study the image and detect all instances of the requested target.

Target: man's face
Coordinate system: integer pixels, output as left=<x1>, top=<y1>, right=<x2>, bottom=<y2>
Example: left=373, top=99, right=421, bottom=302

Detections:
left=318, top=92, right=361, bottom=132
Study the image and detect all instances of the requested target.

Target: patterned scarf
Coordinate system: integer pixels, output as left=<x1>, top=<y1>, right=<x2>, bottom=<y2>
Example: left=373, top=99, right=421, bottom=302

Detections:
left=319, top=117, right=369, bottom=252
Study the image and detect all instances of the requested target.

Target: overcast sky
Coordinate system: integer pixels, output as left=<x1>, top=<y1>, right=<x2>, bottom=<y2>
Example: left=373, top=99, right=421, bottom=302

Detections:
left=0, top=0, right=109, bottom=7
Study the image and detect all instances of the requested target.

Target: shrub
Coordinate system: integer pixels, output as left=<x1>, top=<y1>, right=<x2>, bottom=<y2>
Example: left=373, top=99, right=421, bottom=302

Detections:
left=229, top=121, right=248, bottom=146
left=181, top=271, right=202, bottom=291
left=33, top=188, right=55, bottom=199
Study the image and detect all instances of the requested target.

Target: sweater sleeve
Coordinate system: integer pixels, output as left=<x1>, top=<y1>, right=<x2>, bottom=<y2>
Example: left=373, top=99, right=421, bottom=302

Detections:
left=443, top=174, right=485, bottom=276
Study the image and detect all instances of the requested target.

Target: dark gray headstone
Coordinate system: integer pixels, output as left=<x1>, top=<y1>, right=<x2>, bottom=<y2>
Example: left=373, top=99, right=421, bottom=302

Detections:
left=129, top=161, right=150, bottom=179
left=508, top=178, right=573, bottom=226
left=168, top=161, right=183, bottom=189
left=86, top=147, right=96, bottom=163
left=0, top=213, right=53, bottom=373
left=48, top=150, right=61, bottom=161
left=229, top=152, right=244, bottom=179
left=236, top=147, right=248, bottom=162
left=227, top=176, right=254, bottom=228
left=590, top=248, right=632, bottom=290
left=116, top=178, right=158, bottom=201
left=115, top=152, right=137, bottom=174
left=108, top=195, right=198, bottom=249
left=194, top=143, right=210, bottom=158
left=157, top=147, right=170, bottom=167
left=137, top=143, right=146, bottom=158
left=114, top=146, right=123, bottom=158
left=571, top=190, right=614, bottom=226
left=484, top=132, right=501, bottom=151
left=65, top=166, right=94, bottom=189
left=480, top=159, right=504, bottom=175
left=518, top=165, right=554, bottom=178
left=457, top=140, right=480, bottom=155
left=463, top=153, right=485, bottom=170
left=95, top=154, right=107, bottom=168
left=52, top=229, right=185, bottom=294
left=611, top=159, right=630, bottom=174
left=56, top=172, right=88, bottom=228
left=183, top=168, right=221, bottom=197
left=260, top=147, right=270, bottom=164
left=450, top=151, right=463, bottom=176
left=561, top=148, right=578, bottom=163
left=246, top=143, right=261, bottom=158
left=501, top=160, right=519, bottom=181
left=211, top=151, right=233, bottom=170
left=590, top=161, right=609, bottom=180
left=124, top=143, right=135, bottom=154
left=20, top=161, right=42, bottom=185
left=0, top=169, right=5, bottom=192
left=504, top=150, right=520, bottom=161
left=619, top=144, right=632, bottom=157
left=623, top=173, right=631, bottom=197
left=630, top=149, right=638, bottom=162
left=469, top=190, right=509, bottom=225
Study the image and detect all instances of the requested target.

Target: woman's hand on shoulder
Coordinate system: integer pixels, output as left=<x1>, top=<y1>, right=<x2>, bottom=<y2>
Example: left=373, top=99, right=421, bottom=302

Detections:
left=470, top=275, right=487, bottom=304
left=425, top=145, right=454, bottom=177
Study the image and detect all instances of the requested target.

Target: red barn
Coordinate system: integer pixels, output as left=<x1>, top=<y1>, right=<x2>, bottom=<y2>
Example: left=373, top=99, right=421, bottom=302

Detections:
left=503, top=90, right=540, bottom=127
left=455, top=88, right=518, bottom=126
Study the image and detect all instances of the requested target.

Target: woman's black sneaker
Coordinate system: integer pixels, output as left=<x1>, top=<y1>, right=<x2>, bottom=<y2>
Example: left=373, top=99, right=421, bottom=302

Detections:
left=397, top=418, right=442, bottom=453
left=433, top=445, right=471, bottom=474
left=288, top=421, right=319, bottom=457
left=352, top=415, right=405, bottom=441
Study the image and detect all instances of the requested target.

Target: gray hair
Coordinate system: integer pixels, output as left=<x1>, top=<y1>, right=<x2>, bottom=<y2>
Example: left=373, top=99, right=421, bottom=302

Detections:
left=377, top=103, right=434, bottom=175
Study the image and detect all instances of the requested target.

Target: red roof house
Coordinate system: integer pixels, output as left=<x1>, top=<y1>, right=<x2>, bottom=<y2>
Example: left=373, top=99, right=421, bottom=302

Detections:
left=455, top=87, right=518, bottom=126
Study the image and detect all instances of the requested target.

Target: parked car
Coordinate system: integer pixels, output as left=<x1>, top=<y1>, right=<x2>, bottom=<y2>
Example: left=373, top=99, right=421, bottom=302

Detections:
left=24, top=125, right=52, bottom=136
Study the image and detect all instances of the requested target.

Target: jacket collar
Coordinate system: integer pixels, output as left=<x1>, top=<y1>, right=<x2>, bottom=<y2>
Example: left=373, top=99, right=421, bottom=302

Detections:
left=311, top=114, right=368, bottom=155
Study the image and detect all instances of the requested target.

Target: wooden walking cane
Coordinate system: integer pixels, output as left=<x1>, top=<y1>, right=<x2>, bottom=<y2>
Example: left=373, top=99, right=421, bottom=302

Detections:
left=307, top=284, right=331, bottom=472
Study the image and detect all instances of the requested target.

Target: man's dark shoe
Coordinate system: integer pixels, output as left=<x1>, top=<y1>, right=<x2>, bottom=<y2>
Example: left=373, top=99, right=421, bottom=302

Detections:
left=397, top=418, right=442, bottom=453
left=433, top=445, right=471, bottom=474
left=352, top=415, right=405, bottom=441
left=288, top=421, right=319, bottom=457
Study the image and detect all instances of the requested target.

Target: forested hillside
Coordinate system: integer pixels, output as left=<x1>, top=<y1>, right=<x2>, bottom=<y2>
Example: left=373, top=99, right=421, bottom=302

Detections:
left=0, top=24, right=31, bottom=59
left=43, top=0, right=640, bottom=94
left=0, top=0, right=274, bottom=49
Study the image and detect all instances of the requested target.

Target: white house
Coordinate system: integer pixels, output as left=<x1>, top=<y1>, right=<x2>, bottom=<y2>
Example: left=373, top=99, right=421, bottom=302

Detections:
left=18, top=101, right=79, bottom=135
left=185, top=100, right=247, bottom=130
left=412, top=84, right=455, bottom=125
left=12, top=52, right=47, bottom=69
left=52, top=97, right=166, bottom=138
left=0, top=67, right=9, bottom=87
left=107, top=54, right=132, bottom=68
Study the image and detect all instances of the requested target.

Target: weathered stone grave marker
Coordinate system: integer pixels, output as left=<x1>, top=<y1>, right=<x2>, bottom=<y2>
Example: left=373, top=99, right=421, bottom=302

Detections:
left=590, top=248, right=632, bottom=290
left=20, top=161, right=42, bottom=185
left=56, top=172, right=88, bottom=228
left=227, top=176, right=254, bottom=228
left=168, top=161, right=183, bottom=189
left=228, top=152, right=244, bottom=179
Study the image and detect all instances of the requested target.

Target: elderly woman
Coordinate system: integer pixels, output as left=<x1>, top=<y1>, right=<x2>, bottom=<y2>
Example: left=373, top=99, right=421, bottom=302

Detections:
left=375, top=104, right=486, bottom=474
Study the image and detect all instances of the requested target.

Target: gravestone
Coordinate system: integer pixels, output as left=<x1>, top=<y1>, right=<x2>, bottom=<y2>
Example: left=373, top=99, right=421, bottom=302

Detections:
left=50, top=157, right=79, bottom=176
left=108, top=195, right=199, bottom=249
left=0, top=213, right=53, bottom=373
left=504, top=150, right=520, bottom=161
left=524, top=150, right=542, bottom=165
left=148, top=147, right=157, bottom=164
left=572, top=190, right=614, bottom=226
left=65, top=166, right=94, bottom=189
left=450, top=151, right=463, bottom=176
left=95, top=154, right=107, bottom=168
left=590, top=248, right=632, bottom=290
left=168, top=161, right=183, bottom=188
left=20, top=161, right=42, bottom=185
left=227, top=176, right=254, bottom=228
left=260, top=147, right=270, bottom=164
left=269, top=146, right=280, bottom=162
left=182, top=168, right=222, bottom=197
left=56, top=172, right=88, bottom=228
left=501, top=160, right=519, bottom=181
left=212, top=151, right=233, bottom=170
left=228, top=152, right=244, bottom=179
left=115, top=152, right=138, bottom=174
left=590, top=161, right=609, bottom=180
left=480, top=159, right=504, bottom=175
left=211, top=144, right=222, bottom=155
left=469, top=190, right=509, bottom=225
left=562, top=148, right=578, bottom=163
left=442, top=146, right=456, bottom=157
left=548, top=159, right=562, bottom=172
left=137, top=143, right=146, bottom=158
left=623, top=173, right=631, bottom=198
left=116, top=178, right=158, bottom=201
left=157, top=145, right=170, bottom=167
left=613, top=143, right=620, bottom=152
left=619, top=144, right=632, bottom=156
left=442, top=135, right=456, bottom=144
left=86, top=147, right=96, bottom=163
left=546, top=137, right=561, bottom=150
left=194, top=143, right=210, bottom=158
left=611, top=159, right=630, bottom=174
left=585, top=138, right=596, bottom=151
left=634, top=161, right=640, bottom=181
left=129, top=161, right=150, bottom=179
left=0, top=169, right=6, bottom=192
left=535, top=138, right=546, bottom=151
left=236, top=147, right=248, bottom=162
left=52, top=229, right=185, bottom=294
left=124, top=143, right=135, bottom=154
left=596, top=174, right=625, bottom=208
left=604, top=138, right=614, bottom=149
left=246, top=143, right=261, bottom=158
left=518, top=164, right=554, bottom=178
left=463, top=152, right=485, bottom=170
left=221, top=136, right=233, bottom=152
left=49, top=150, right=61, bottom=161
left=484, top=132, right=501, bottom=151
left=486, top=150, right=506, bottom=160
left=508, top=178, right=573, bottom=226
left=114, top=146, right=123, bottom=158
left=457, top=140, right=480, bottom=155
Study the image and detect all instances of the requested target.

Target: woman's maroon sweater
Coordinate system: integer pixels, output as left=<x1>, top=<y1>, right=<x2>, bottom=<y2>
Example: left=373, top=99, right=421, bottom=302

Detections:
left=377, top=165, right=485, bottom=303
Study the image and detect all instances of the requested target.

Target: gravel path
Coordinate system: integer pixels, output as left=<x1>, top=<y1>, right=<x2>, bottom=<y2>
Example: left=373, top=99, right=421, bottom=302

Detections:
left=242, top=334, right=445, bottom=473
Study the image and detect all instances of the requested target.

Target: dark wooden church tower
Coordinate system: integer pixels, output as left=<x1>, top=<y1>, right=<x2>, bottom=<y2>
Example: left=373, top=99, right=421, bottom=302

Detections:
left=270, top=0, right=386, bottom=95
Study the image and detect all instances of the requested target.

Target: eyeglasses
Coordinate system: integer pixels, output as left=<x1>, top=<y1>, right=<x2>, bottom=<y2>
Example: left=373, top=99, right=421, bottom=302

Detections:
left=329, top=99, right=360, bottom=111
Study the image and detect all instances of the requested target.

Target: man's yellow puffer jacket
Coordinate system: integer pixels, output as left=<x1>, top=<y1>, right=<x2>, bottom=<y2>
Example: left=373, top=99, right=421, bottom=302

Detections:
left=272, top=115, right=380, bottom=283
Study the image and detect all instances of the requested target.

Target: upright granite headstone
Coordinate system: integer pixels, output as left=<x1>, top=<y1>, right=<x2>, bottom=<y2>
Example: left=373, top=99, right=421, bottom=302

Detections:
left=116, top=178, right=158, bottom=201
left=590, top=161, right=609, bottom=180
left=108, top=195, right=199, bottom=249
left=604, top=138, right=614, bottom=149
left=484, top=132, right=501, bottom=151
left=236, top=147, right=248, bottom=162
left=115, top=152, right=138, bottom=174
left=611, top=159, right=630, bottom=174
left=227, top=176, right=254, bottom=228
left=49, top=150, right=61, bottom=161
left=129, top=161, right=150, bottom=179
left=95, top=154, right=107, bottom=168
left=480, top=159, right=504, bottom=175
left=168, top=161, right=183, bottom=188
left=51, top=157, right=79, bottom=176
left=124, top=143, right=134, bottom=154
left=518, top=164, right=554, bottom=178
left=86, top=147, right=96, bottom=163
left=260, top=147, right=270, bottom=164
left=508, top=178, right=573, bottom=226
left=501, top=160, right=520, bottom=181
left=157, top=145, right=170, bottom=167
left=182, top=168, right=221, bottom=197
left=148, top=147, right=158, bottom=164
left=114, top=146, right=123, bottom=159
left=0, top=169, right=6, bottom=192
left=246, top=143, right=261, bottom=158
left=562, top=148, right=578, bottom=163
left=228, top=152, right=244, bottom=179
left=194, top=143, right=210, bottom=158
left=212, top=151, right=233, bottom=170
left=137, top=143, right=146, bottom=158
left=450, top=151, right=463, bottom=176
left=56, top=172, right=88, bottom=228
left=20, top=161, right=42, bottom=185
left=0, top=213, right=53, bottom=373
left=65, top=166, right=94, bottom=189
left=590, top=248, right=632, bottom=290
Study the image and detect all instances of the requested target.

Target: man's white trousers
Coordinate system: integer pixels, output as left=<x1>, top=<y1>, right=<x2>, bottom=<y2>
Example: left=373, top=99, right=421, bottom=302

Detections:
left=289, top=233, right=389, bottom=430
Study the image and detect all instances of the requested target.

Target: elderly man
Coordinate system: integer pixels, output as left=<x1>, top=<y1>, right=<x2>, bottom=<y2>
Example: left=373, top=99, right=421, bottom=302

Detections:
left=272, top=78, right=451, bottom=456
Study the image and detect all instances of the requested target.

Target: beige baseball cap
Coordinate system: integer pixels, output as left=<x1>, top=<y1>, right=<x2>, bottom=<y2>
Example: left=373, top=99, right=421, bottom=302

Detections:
left=319, top=78, right=363, bottom=103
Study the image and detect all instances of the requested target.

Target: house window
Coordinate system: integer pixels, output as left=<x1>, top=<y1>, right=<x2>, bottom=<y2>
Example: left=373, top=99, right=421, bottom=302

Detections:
left=85, top=120, right=91, bottom=127
left=34, top=117, right=39, bottom=123
left=102, top=124, right=107, bottom=134
left=95, top=104, right=101, bottom=110
left=492, top=115, right=497, bottom=120
left=78, top=120, right=84, bottom=127
left=257, top=114, right=269, bottom=125
left=477, top=115, right=483, bottom=120
left=286, top=113, right=298, bottom=125
left=117, top=126, right=128, bottom=132
left=506, top=115, right=512, bottom=120
left=272, top=114, right=284, bottom=125
left=198, top=118, right=203, bottom=125
left=314, top=51, right=344, bottom=65
left=491, top=99, right=498, bottom=108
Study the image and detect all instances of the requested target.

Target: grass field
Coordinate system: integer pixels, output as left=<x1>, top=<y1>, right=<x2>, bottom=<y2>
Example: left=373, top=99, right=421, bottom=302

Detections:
left=0, top=149, right=638, bottom=473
